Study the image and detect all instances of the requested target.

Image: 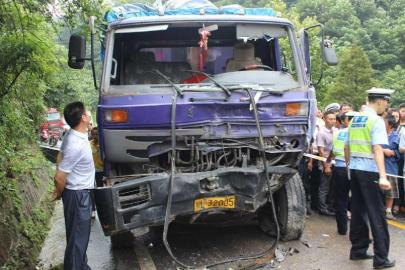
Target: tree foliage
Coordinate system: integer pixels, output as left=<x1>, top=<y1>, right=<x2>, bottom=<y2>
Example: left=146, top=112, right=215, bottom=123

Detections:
left=0, top=0, right=99, bottom=185
left=324, top=46, right=374, bottom=109
left=381, top=65, right=405, bottom=108
left=292, top=0, right=405, bottom=107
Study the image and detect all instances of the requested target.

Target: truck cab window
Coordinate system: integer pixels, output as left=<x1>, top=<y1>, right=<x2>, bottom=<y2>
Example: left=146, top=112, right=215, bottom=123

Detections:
left=108, top=25, right=295, bottom=86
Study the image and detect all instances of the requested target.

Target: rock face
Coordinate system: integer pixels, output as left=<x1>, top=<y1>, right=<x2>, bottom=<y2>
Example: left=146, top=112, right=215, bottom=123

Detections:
left=0, top=165, right=53, bottom=268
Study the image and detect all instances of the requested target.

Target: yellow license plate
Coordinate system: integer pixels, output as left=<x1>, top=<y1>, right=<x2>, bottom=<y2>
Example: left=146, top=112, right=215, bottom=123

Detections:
left=194, top=196, right=236, bottom=212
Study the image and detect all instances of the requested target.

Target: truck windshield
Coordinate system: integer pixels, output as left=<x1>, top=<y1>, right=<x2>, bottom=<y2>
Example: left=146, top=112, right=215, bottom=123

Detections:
left=108, top=23, right=300, bottom=88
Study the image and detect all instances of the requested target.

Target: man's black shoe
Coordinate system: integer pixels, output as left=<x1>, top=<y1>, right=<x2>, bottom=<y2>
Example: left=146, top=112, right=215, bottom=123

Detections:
left=350, top=251, right=373, bottom=260
left=373, top=259, right=395, bottom=269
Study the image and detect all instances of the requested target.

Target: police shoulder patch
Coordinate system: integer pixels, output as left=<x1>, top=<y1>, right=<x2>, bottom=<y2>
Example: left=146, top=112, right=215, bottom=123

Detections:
left=351, top=116, right=368, bottom=128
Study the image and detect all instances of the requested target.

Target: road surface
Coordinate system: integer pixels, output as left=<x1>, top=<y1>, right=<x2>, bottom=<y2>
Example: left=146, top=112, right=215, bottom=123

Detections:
left=38, top=202, right=405, bottom=270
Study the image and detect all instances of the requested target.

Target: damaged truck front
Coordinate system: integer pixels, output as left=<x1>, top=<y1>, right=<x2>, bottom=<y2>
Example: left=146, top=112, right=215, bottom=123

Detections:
left=67, top=6, right=337, bottom=247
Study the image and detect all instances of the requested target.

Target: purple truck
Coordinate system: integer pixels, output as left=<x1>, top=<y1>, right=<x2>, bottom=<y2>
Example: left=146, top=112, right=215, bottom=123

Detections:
left=67, top=3, right=337, bottom=249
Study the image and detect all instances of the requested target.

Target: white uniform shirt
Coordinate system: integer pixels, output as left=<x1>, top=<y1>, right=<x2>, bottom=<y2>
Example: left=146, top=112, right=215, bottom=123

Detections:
left=345, top=107, right=388, bottom=173
left=59, top=129, right=95, bottom=190
left=400, top=129, right=405, bottom=173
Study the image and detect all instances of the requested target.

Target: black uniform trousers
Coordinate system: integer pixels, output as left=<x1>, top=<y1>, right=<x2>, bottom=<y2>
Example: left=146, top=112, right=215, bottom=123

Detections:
left=62, top=188, right=92, bottom=270
left=333, top=166, right=350, bottom=234
left=349, top=169, right=390, bottom=265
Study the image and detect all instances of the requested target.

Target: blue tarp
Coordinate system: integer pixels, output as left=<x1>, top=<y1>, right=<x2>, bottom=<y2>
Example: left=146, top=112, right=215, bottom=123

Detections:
left=104, top=0, right=276, bottom=23
left=104, top=3, right=159, bottom=22
left=165, top=0, right=218, bottom=10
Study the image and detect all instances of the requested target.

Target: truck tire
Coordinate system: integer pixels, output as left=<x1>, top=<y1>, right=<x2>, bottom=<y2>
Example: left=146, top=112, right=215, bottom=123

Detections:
left=258, top=173, right=306, bottom=241
left=110, top=231, right=134, bottom=249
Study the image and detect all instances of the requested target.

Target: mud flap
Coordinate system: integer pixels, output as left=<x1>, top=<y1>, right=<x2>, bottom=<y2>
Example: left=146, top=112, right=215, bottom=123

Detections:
left=94, top=188, right=116, bottom=235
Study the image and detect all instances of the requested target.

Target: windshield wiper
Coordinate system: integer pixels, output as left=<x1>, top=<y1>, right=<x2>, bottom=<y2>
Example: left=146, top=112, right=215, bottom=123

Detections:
left=151, top=69, right=183, bottom=97
left=185, top=70, right=231, bottom=97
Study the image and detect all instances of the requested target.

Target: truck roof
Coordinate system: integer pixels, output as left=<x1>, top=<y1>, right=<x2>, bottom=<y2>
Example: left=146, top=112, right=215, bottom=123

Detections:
left=109, top=14, right=293, bottom=30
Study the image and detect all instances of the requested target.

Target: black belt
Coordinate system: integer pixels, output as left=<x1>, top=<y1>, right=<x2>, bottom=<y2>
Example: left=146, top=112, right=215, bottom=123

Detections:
left=65, top=188, right=93, bottom=192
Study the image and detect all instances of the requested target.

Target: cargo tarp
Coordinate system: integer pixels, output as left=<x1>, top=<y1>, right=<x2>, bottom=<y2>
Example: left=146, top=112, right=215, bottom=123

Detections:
left=104, top=0, right=276, bottom=23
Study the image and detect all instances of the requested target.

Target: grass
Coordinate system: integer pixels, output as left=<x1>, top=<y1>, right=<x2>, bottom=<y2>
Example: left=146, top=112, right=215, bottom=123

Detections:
left=0, top=146, right=54, bottom=270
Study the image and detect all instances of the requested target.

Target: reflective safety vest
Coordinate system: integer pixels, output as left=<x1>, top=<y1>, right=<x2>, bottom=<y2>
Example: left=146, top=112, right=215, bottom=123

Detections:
left=333, top=128, right=348, bottom=161
left=348, top=112, right=378, bottom=159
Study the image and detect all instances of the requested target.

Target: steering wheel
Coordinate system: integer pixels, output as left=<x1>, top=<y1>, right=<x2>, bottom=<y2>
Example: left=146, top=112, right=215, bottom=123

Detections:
left=239, top=64, right=273, bottom=71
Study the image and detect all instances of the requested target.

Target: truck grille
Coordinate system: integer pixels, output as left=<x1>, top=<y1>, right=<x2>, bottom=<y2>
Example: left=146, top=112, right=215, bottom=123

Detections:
left=118, top=184, right=151, bottom=209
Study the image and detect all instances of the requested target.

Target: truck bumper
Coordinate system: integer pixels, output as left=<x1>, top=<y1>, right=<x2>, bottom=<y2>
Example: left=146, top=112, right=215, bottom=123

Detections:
left=94, top=166, right=296, bottom=236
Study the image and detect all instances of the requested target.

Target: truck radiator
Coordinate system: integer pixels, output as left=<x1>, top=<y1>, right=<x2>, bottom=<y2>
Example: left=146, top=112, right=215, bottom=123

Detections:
left=118, top=184, right=151, bottom=209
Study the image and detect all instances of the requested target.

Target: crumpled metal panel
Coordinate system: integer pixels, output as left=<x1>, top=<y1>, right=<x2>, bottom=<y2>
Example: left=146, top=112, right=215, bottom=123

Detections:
left=94, top=166, right=296, bottom=235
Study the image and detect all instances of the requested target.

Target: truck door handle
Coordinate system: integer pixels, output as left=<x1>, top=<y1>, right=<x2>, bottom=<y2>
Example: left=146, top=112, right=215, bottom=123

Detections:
left=111, top=58, right=117, bottom=79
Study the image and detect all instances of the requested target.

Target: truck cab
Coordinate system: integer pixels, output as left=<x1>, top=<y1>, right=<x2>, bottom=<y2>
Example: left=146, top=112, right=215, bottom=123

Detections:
left=67, top=2, right=336, bottom=246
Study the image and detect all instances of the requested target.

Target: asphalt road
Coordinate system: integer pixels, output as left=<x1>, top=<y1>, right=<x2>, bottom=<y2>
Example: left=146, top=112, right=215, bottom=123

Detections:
left=38, top=202, right=405, bottom=270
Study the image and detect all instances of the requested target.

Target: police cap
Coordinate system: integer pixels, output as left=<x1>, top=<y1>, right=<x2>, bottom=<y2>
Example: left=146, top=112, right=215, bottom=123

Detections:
left=345, top=111, right=359, bottom=117
left=366, top=87, right=395, bottom=100
left=324, top=102, right=340, bottom=113
left=345, top=111, right=359, bottom=120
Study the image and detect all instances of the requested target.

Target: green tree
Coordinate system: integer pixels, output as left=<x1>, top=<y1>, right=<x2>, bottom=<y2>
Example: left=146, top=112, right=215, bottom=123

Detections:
left=0, top=0, right=103, bottom=194
left=295, top=0, right=362, bottom=40
left=324, top=46, right=375, bottom=109
left=350, top=0, right=380, bottom=23
left=381, top=65, right=405, bottom=108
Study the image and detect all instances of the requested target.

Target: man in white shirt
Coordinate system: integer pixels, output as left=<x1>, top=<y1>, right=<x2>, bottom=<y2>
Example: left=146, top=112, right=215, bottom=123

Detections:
left=52, top=101, right=94, bottom=270
left=317, top=110, right=336, bottom=215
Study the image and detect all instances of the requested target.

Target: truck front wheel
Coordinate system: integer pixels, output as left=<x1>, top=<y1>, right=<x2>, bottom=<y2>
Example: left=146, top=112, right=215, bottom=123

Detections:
left=258, top=173, right=306, bottom=241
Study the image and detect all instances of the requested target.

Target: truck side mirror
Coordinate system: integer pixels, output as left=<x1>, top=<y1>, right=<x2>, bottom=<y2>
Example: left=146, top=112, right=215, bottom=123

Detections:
left=322, top=40, right=338, bottom=66
left=68, top=34, right=86, bottom=69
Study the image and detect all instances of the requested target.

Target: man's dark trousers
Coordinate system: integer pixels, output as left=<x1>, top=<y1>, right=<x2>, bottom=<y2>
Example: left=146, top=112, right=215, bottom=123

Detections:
left=62, top=189, right=92, bottom=270
left=333, top=166, right=350, bottom=234
left=318, top=173, right=332, bottom=212
left=310, top=160, right=321, bottom=210
left=298, top=159, right=311, bottom=209
left=349, top=169, right=390, bottom=265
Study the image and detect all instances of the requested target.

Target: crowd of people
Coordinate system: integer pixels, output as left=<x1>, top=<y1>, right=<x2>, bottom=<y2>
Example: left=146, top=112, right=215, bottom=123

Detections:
left=303, top=99, right=405, bottom=220
left=300, top=88, right=404, bottom=269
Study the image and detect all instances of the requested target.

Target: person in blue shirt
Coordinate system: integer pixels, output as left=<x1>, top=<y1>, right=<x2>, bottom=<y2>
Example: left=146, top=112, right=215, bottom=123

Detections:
left=330, top=112, right=350, bottom=235
left=382, top=113, right=400, bottom=220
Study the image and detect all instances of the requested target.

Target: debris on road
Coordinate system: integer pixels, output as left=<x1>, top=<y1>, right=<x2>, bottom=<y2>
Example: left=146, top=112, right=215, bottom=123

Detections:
left=288, top=247, right=299, bottom=256
left=300, top=239, right=312, bottom=248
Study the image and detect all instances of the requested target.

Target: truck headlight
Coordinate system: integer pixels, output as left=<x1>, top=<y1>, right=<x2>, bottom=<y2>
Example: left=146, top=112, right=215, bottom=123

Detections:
left=285, top=103, right=308, bottom=116
left=104, top=109, right=128, bottom=123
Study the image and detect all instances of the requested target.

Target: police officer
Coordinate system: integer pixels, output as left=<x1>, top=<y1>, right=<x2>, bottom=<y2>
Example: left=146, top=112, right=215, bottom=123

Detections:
left=345, top=88, right=395, bottom=269
left=331, top=112, right=356, bottom=235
